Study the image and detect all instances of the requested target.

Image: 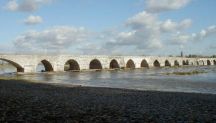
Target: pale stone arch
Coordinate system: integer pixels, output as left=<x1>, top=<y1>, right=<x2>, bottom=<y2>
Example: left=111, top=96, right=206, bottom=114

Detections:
left=207, top=60, right=211, bottom=65
left=126, top=59, right=135, bottom=69
left=39, top=60, right=54, bottom=72
left=174, top=60, right=180, bottom=66
left=140, top=59, right=149, bottom=68
left=89, top=59, right=102, bottom=70
left=201, top=60, right=205, bottom=65
left=165, top=60, right=171, bottom=67
left=189, top=61, right=194, bottom=65
left=0, top=58, right=24, bottom=72
left=197, top=60, right=204, bottom=66
left=153, top=60, right=160, bottom=67
left=110, top=59, right=120, bottom=69
left=64, top=59, right=80, bottom=71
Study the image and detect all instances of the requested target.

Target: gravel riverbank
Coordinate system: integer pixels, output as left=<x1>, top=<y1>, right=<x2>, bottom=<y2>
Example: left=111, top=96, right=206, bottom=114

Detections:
left=0, top=79, right=216, bottom=122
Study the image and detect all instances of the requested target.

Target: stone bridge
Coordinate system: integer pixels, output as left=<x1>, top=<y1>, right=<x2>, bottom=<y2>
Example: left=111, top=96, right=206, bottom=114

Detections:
left=0, top=54, right=215, bottom=73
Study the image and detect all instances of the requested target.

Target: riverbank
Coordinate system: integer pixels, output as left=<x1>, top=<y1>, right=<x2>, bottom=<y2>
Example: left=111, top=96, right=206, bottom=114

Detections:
left=0, top=79, right=216, bottom=122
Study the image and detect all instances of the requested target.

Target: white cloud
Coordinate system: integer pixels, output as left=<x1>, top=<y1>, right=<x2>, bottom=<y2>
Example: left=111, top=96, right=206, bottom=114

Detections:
left=104, top=11, right=192, bottom=53
left=146, top=0, right=191, bottom=13
left=180, top=19, right=192, bottom=29
left=24, top=15, right=43, bottom=25
left=194, top=25, right=216, bottom=40
left=13, top=26, right=90, bottom=53
left=170, top=25, right=216, bottom=45
left=11, top=10, right=205, bottom=55
left=123, top=11, right=162, bottom=49
left=4, top=0, right=18, bottom=11
left=8, top=0, right=214, bottom=56
left=77, top=43, right=109, bottom=55
left=5, top=0, right=52, bottom=12
left=126, top=11, right=158, bottom=30
left=160, top=19, right=192, bottom=32
left=170, top=33, right=191, bottom=44
left=0, top=43, right=15, bottom=54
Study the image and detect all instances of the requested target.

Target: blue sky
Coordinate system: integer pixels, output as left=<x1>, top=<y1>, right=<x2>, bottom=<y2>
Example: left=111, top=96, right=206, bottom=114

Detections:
left=0, top=0, right=216, bottom=56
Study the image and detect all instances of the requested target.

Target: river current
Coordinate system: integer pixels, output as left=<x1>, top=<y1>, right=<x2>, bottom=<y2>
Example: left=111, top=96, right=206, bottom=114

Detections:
left=0, top=64, right=216, bottom=94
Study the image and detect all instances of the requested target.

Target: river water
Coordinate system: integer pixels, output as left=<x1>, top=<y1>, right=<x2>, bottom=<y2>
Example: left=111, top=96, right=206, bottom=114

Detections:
left=0, top=64, right=216, bottom=94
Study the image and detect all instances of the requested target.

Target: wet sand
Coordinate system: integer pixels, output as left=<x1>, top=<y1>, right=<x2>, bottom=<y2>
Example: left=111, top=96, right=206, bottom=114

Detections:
left=0, top=79, right=216, bottom=123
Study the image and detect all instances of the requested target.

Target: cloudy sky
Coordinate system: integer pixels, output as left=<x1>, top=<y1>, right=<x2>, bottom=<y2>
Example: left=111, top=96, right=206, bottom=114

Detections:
left=0, top=0, right=216, bottom=56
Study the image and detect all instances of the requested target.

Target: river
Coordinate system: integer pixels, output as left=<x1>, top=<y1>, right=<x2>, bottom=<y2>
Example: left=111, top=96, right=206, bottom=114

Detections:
left=0, top=64, right=216, bottom=94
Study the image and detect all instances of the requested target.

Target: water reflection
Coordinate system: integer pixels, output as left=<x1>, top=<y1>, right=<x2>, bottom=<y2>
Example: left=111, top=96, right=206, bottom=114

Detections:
left=0, top=64, right=17, bottom=74
left=0, top=64, right=216, bottom=94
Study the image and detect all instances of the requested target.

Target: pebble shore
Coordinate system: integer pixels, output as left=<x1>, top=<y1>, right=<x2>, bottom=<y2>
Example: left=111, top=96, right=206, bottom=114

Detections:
left=0, top=79, right=216, bottom=123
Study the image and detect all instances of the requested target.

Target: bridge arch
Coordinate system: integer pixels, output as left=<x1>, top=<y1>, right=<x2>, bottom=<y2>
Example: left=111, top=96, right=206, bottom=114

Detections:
left=196, top=61, right=199, bottom=66
left=207, top=60, right=211, bottom=65
left=196, top=60, right=204, bottom=66
left=165, top=60, right=171, bottom=67
left=110, top=59, right=120, bottom=69
left=182, top=60, right=189, bottom=65
left=39, top=60, right=53, bottom=72
left=153, top=60, right=160, bottom=67
left=141, top=59, right=149, bottom=68
left=174, top=60, right=180, bottom=66
left=126, top=59, right=135, bottom=69
left=89, top=59, right=102, bottom=70
left=64, top=59, right=80, bottom=71
left=214, top=60, right=216, bottom=65
left=0, top=58, right=24, bottom=72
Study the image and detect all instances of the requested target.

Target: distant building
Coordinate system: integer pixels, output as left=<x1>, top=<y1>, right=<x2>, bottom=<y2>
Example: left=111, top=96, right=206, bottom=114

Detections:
left=181, top=51, right=183, bottom=57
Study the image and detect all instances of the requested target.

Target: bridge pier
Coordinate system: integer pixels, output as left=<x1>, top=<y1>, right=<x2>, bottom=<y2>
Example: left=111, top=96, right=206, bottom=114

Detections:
left=23, top=65, right=36, bottom=73
left=53, top=64, right=65, bottom=72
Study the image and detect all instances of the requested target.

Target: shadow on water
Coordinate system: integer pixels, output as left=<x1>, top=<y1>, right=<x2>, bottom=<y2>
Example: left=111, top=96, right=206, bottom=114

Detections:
left=1, top=64, right=216, bottom=94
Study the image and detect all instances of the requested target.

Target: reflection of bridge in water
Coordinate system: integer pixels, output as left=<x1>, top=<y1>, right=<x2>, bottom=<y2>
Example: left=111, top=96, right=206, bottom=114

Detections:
left=0, top=54, right=215, bottom=73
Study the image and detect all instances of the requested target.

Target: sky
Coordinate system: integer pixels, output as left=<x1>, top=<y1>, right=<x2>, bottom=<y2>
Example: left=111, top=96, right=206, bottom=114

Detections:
left=0, top=0, right=216, bottom=56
